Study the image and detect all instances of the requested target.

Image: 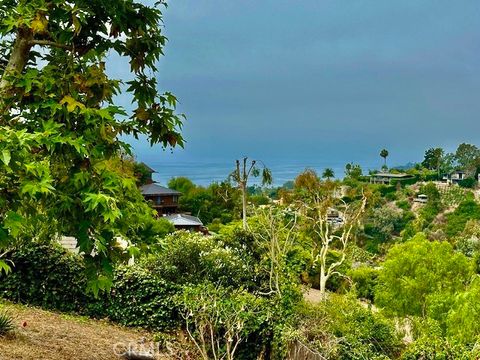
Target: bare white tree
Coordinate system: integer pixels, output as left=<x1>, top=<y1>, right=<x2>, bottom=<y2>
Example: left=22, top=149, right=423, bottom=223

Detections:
left=253, top=206, right=298, bottom=298
left=302, top=190, right=367, bottom=300
left=230, top=157, right=272, bottom=230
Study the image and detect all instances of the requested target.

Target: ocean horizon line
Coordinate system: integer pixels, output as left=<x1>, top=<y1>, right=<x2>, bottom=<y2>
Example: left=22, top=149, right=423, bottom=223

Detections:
left=145, top=159, right=415, bottom=187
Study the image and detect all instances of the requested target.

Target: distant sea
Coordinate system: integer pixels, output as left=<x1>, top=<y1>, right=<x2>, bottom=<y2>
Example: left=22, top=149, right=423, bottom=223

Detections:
left=148, top=160, right=383, bottom=187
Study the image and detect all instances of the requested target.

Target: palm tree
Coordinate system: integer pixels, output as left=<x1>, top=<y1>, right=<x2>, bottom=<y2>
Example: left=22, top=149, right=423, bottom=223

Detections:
left=322, top=168, right=335, bottom=180
left=380, top=149, right=389, bottom=170
left=231, top=157, right=272, bottom=229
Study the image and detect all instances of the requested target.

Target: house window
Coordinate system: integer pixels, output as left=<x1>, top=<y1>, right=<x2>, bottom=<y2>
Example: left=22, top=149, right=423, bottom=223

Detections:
left=173, top=195, right=178, bottom=203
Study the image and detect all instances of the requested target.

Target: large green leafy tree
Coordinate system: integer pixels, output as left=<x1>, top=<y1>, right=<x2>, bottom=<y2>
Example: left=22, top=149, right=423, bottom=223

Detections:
left=375, top=233, right=473, bottom=320
left=422, top=147, right=444, bottom=177
left=168, top=177, right=242, bottom=225
left=446, top=277, right=480, bottom=343
left=0, top=0, right=184, bottom=292
left=344, top=162, right=363, bottom=180
left=455, top=143, right=480, bottom=174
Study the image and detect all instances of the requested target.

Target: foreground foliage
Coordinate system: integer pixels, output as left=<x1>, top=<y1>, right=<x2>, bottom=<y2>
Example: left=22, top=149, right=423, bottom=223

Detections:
left=4, top=158, right=480, bottom=357
left=0, top=310, right=14, bottom=337
left=0, top=0, right=184, bottom=291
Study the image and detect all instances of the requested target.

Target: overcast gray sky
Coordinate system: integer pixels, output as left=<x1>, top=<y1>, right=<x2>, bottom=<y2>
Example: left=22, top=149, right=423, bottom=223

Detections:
left=123, top=0, right=480, bottom=169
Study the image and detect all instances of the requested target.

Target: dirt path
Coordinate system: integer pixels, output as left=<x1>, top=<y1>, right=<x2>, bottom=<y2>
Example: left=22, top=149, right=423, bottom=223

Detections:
left=303, top=288, right=323, bottom=303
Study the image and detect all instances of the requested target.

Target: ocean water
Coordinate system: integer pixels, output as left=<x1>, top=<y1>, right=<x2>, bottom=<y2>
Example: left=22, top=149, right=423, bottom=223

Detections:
left=148, top=160, right=380, bottom=187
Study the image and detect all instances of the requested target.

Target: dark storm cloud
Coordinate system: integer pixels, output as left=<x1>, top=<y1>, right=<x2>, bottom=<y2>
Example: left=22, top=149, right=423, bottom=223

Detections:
left=121, top=0, right=480, bottom=167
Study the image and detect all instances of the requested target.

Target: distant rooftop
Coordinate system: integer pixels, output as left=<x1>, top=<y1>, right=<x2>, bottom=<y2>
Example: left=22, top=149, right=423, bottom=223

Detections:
left=164, top=214, right=203, bottom=226
left=140, top=183, right=182, bottom=196
left=370, top=172, right=413, bottom=178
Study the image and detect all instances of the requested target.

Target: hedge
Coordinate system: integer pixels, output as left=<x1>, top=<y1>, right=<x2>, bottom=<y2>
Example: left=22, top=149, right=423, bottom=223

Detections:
left=0, top=242, right=180, bottom=331
left=107, top=266, right=180, bottom=330
left=0, top=242, right=100, bottom=314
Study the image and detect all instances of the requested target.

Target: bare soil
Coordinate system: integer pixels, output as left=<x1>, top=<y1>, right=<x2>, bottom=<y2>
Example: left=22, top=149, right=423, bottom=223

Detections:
left=0, top=301, right=156, bottom=360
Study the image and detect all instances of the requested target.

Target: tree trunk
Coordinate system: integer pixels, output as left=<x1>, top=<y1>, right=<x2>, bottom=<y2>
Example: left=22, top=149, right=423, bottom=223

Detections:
left=319, top=267, right=328, bottom=301
left=0, top=27, right=34, bottom=91
left=0, top=27, right=34, bottom=118
left=241, top=181, right=247, bottom=230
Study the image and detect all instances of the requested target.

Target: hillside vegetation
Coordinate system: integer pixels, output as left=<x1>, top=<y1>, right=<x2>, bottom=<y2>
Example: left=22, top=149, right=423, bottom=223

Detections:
left=2, top=1, right=480, bottom=357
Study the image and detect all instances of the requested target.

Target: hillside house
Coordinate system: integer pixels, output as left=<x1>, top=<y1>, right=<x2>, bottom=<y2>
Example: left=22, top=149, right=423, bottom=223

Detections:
left=369, top=172, right=414, bottom=185
left=140, top=183, right=182, bottom=216
left=442, top=170, right=468, bottom=184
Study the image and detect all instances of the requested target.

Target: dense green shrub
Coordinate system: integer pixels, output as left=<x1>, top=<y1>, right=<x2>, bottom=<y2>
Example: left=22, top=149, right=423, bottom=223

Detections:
left=144, top=231, right=255, bottom=288
left=419, top=182, right=441, bottom=200
left=446, top=277, right=480, bottom=343
left=362, top=206, right=415, bottom=253
left=168, top=178, right=241, bottom=225
left=134, top=217, right=175, bottom=247
left=419, top=204, right=441, bottom=226
left=289, top=294, right=401, bottom=359
left=364, top=207, right=405, bottom=243
left=363, top=234, right=384, bottom=254
left=207, top=218, right=223, bottom=233
left=107, top=266, right=180, bottom=331
left=391, top=177, right=419, bottom=187
left=0, top=242, right=181, bottom=330
left=378, top=185, right=397, bottom=197
left=396, top=200, right=411, bottom=211
left=415, top=183, right=443, bottom=226
left=458, top=177, right=477, bottom=189
left=385, top=191, right=398, bottom=202
left=348, top=265, right=379, bottom=301
left=401, top=220, right=419, bottom=241
left=375, top=233, right=473, bottom=322
left=445, top=200, right=480, bottom=237
left=401, top=337, right=478, bottom=360
left=0, top=242, right=101, bottom=315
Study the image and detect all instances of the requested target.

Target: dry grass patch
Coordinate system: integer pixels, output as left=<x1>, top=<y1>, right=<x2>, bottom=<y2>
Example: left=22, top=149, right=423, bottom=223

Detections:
left=0, top=301, right=159, bottom=360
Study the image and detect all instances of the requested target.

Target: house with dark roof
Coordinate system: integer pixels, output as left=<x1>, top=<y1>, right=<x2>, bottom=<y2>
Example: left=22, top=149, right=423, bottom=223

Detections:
left=140, top=183, right=182, bottom=215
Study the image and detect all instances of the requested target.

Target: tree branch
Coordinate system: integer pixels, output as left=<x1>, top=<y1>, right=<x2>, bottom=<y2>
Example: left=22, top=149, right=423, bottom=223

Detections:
left=29, top=39, right=74, bottom=51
